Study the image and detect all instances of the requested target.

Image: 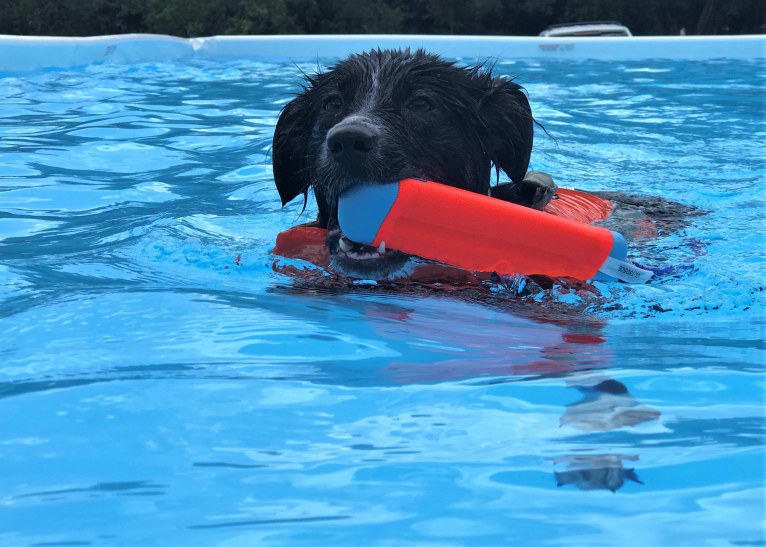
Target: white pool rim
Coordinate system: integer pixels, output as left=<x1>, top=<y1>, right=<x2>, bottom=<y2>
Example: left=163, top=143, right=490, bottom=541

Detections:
left=0, top=33, right=764, bottom=72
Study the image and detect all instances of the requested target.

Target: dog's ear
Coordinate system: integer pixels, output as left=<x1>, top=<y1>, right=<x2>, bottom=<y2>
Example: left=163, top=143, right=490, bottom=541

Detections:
left=272, top=94, right=311, bottom=206
left=478, top=77, right=534, bottom=184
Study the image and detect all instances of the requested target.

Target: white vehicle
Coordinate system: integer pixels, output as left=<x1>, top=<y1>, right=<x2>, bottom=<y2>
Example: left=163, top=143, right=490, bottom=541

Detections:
left=539, top=21, right=633, bottom=37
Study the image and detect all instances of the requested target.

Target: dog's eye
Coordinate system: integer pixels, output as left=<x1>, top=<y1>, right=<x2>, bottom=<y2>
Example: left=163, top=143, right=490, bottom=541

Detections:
left=322, top=95, right=343, bottom=112
left=408, top=96, right=433, bottom=112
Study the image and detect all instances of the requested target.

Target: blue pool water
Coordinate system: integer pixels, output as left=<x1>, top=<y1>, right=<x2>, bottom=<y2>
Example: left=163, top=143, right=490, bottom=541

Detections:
left=1, top=56, right=764, bottom=545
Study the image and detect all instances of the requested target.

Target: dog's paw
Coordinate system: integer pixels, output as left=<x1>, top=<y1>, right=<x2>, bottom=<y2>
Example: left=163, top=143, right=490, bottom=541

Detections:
left=490, top=171, right=557, bottom=210
left=522, top=171, right=558, bottom=209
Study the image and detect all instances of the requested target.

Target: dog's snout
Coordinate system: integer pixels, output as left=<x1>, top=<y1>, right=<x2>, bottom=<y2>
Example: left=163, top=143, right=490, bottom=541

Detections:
left=327, top=124, right=378, bottom=161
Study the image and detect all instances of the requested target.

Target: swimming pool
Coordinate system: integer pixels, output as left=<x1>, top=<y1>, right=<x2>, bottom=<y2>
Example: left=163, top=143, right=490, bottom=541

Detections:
left=0, top=37, right=764, bottom=545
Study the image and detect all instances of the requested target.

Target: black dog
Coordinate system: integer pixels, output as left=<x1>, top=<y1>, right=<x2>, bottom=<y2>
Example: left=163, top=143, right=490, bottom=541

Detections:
left=273, top=49, right=551, bottom=278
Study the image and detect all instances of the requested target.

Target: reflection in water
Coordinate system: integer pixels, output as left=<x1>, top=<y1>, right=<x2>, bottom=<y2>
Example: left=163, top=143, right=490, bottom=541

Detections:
left=359, top=295, right=614, bottom=383
left=561, top=376, right=662, bottom=432
left=226, top=286, right=664, bottom=494
left=553, top=454, right=643, bottom=492
left=352, top=294, right=662, bottom=493
left=555, top=376, right=660, bottom=492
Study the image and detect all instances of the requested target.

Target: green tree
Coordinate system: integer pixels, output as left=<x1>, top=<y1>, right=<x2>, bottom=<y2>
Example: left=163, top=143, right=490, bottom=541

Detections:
left=0, top=0, right=762, bottom=36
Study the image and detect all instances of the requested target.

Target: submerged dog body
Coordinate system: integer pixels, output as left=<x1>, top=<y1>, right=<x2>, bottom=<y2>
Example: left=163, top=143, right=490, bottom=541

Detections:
left=273, top=49, right=539, bottom=277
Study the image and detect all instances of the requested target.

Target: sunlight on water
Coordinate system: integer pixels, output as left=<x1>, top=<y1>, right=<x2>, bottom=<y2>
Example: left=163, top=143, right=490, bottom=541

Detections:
left=0, top=57, right=764, bottom=545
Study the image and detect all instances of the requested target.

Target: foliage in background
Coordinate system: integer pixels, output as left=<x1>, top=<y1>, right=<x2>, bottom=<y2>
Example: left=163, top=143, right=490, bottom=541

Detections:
left=0, top=0, right=763, bottom=36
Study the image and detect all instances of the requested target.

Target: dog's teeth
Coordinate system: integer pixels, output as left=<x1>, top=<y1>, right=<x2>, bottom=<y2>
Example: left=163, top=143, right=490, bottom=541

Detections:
left=339, top=238, right=352, bottom=252
left=349, top=250, right=378, bottom=260
left=377, top=241, right=386, bottom=253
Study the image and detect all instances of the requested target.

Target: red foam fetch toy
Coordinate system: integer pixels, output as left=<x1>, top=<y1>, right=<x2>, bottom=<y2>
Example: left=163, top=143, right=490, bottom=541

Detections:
left=339, top=179, right=640, bottom=280
left=273, top=187, right=614, bottom=277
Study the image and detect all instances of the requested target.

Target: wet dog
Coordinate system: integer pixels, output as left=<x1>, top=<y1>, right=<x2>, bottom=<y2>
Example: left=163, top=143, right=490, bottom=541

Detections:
left=272, top=49, right=551, bottom=278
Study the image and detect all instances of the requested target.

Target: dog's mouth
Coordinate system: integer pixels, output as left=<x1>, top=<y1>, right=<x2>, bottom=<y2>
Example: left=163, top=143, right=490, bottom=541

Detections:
left=337, top=234, right=389, bottom=260
left=327, top=227, right=411, bottom=279
left=322, top=169, right=439, bottom=278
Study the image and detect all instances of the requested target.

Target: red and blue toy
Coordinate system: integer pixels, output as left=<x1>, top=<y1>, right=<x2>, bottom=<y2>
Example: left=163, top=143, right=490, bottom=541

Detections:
left=336, top=178, right=652, bottom=283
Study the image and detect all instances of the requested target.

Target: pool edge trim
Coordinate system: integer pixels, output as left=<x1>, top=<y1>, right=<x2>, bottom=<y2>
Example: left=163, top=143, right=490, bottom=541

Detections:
left=0, top=33, right=764, bottom=72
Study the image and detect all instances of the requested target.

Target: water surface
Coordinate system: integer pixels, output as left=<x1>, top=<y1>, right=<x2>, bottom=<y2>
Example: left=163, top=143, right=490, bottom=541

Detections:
left=0, top=57, right=764, bottom=546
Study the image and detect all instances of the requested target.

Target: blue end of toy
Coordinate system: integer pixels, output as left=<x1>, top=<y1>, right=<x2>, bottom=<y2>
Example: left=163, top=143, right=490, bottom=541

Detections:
left=610, top=231, right=629, bottom=261
left=594, top=231, right=653, bottom=283
left=593, top=231, right=628, bottom=282
left=338, top=182, right=400, bottom=245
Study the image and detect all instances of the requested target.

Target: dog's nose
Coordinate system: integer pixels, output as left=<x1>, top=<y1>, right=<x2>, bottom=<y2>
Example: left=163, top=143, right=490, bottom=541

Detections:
left=327, top=125, right=377, bottom=161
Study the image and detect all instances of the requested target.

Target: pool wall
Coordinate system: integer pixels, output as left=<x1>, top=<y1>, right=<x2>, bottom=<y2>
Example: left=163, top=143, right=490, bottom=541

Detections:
left=0, top=33, right=764, bottom=72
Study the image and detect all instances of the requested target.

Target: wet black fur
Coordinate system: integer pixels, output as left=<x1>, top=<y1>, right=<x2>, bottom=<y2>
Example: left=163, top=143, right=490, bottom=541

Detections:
left=273, top=48, right=535, bottom=233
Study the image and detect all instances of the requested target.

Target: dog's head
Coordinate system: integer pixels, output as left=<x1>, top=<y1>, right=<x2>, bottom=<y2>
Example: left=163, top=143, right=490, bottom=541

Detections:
left=273, top=49, right=534, bottom=277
